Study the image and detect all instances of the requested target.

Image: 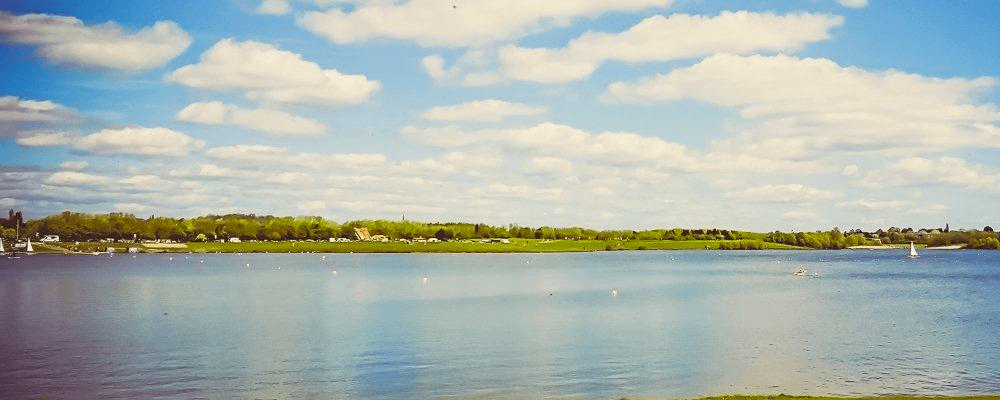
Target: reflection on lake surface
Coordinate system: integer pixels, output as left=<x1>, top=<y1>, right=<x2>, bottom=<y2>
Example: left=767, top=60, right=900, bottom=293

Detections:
left=1, top=250, right=999, bottom=399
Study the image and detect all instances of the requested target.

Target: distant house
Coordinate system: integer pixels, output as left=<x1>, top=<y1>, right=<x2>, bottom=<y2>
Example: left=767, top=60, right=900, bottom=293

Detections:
left=371, top=235, right=389, bottom=243
left=40, top=235, right=60, bottom=243
left=354, top=227, right=373, bottom=241
left=228, top=237, right=241, bottom=243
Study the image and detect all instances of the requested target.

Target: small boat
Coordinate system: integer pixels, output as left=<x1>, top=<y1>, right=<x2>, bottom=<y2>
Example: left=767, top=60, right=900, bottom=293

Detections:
left=908, top=241, right=919, bottom=258
left=26, top=238, right=34, bottom=254
left=793, top=268, right=807, bottom=276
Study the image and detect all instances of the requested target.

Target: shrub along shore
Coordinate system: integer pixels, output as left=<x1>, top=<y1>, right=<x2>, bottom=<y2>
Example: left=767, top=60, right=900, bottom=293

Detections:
left=8, top=211, right=1000, bottom=253
left=37, top=238, right=804, bottom=254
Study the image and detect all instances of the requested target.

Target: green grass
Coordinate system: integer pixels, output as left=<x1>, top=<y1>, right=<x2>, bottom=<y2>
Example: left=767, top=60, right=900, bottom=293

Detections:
left=51, top=238, right=803, bottom=254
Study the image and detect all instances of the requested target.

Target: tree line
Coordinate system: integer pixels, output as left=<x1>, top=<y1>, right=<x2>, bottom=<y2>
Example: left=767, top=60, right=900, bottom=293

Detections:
left=6, top=210, right=998, bottom=250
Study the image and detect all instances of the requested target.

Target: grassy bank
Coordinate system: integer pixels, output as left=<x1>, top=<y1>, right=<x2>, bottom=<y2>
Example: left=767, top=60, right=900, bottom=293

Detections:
left=46, top=238, right=802, bottom=254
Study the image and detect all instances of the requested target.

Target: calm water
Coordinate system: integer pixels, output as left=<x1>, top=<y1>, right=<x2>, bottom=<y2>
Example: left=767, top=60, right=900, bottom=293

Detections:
left=1, top=250, right=998, bottom=399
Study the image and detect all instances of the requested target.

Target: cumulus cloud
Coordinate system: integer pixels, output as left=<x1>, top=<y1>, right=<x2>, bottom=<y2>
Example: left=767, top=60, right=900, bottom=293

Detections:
left=498, top=11, right=843, bottom=83
left=404, top=121, right=694, bottom=166
left=118, top=174, right=176, bottom=191
left=837, top=0, right=869, bottom=8
left=297, top=200, right=327, bottom=214
left=421, top=50, right=501, bottom=86
left=0, top=11, right=191, bottom=71
left=257, top=0, right=292, bottom=15
left=468, top=182, right=567, bottom=202
left=0, top=96, right=66, bottom=122
left=1, top=96, right=79, bottom=138
left=525, top=156, right=574, bottom=174
left=176, top=101, right=326, bottom=135
left=858, top=157, right=1000, bottom=192
left=44, top=171, right=111, bottom=187
left=835, top=198, right=912, bottom=211
left=604, top=53, right=1000, bottom=158
left=167, top=39, right=380, bottom=107
left=15, top=131, right=73, bottom=147
left=298, top=0, right=672, bottom=47
left=59, top=161, right=88, bottom=171
left=205, top=144, right=289, bottom=163
left=73, top=127, right=204, bottom=157
left=418, top=99, right=546, bottom=122
left=842, top=164, right=859, bottom=176
left=725, top=184, right=841, bottom=203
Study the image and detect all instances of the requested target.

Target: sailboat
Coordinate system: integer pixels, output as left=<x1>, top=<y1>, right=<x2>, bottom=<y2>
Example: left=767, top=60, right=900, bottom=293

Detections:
left=25, top=238, right=34, bottom=254
left=908, top=241, right=919, bottom=258
left=1, top=237, right=4, bottom=253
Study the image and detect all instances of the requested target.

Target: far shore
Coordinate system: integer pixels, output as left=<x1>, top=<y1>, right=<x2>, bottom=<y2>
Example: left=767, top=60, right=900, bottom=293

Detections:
left=848, top=244, right=964, bottom=250
left=18, top=239, right=977, bottom=255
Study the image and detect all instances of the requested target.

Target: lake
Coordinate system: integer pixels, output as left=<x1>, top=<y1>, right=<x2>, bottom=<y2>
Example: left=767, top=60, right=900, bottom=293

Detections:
left=1, top=250, right=999, bottom=399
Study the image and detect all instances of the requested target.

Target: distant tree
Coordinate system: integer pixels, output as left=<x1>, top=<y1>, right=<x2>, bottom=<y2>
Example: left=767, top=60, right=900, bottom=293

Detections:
left=985, top=226, right=995, bottom=233
left=434, top=228, right=453, bottom=241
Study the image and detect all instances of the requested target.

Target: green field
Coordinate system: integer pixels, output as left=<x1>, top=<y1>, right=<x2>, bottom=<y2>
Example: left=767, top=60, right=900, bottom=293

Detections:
left=44, top=238, right=802, bottom=254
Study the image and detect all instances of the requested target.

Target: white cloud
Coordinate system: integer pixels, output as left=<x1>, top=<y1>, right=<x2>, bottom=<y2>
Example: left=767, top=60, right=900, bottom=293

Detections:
left=842, top=164, right=859, bottom=176
left=167, top=39, right=380, bottom=107
left=0, top=12, right=191, bottom=71
left=287, top=152, right=389, bottom=169
left=604, top=53, right=1000, bottom=158
left=73, top=127, right=204, bottom=157
left=257, top=0, right=291, bottom=15
left=205, top=144, right=289, bottom=163
left=525, top=156, right=573, bottom=174
left=16, top=131, right=72, bottom=147
left=1, top=96, right=80, bottom=138
left=440, top=151, right=503, bottom=168
left=835, top=198, right=912, bottom=210
left=499, top=11, right=843, bottom=83
left=405, top=122, right=694, bottom=167
left=195, top=163, right=238, bottom=178
left=114, top=203, right=149, bottom=213
left=265, top=172, right=314, bottom=184
left=44, top=171, right=111, bottom=187
left=725, top=184, right=841, bottom=203
left=298, top=0, right=673, bottom=47
left=837, top=0, right=869, bottom=8
left=59, top=161, right=88, bottom=171
left=418, top=99, right=546, bottom=122
left=297, top=200, right=327, bottom=214
left=858, top=157, right=1000, bottom=192
left=468, top=182, right=567, bottom=202
left=782, top=211, right=819, bottom=220
left=176, top=101, right=326, bottom=135
left=118, top=174, right=175, bottom=191
left=0, top=96, right=66, bottom=122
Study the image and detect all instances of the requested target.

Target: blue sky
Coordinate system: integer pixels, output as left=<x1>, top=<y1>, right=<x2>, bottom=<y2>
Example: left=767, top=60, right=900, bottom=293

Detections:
left=2, top=0, right=998, bottom=232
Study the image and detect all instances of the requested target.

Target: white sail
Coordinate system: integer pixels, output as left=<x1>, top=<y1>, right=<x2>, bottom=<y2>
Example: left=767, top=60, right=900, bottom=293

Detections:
left=26, top=238, right=34, bottom=253
left=1, top=237, right=4, bottom=252
left=909, top=241, right=918, bottom=258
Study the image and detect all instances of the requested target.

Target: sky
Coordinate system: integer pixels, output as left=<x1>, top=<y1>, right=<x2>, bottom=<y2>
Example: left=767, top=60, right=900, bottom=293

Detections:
left=1, top=0, right=999, bottom=232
